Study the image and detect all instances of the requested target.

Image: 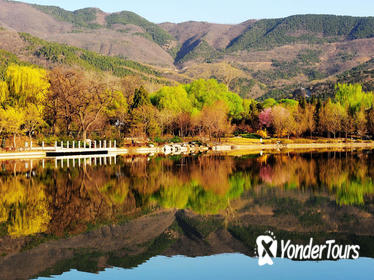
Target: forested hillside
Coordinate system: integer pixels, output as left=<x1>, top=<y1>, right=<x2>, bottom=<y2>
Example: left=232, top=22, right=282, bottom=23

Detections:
left=1, top=1, right=374, bottom=100
left=32, top=5, right=177, bottom=50
left=227, top=15, right=374, bottom=51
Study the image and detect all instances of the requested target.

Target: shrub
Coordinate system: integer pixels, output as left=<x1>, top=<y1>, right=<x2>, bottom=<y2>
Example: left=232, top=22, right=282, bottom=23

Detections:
left=256, top=130, right=268, bottom=138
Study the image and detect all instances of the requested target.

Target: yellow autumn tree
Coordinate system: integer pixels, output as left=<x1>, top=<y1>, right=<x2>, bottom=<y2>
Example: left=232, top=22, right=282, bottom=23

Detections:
left=6, top=64, right=49, bottom=107
left=3, top=65, right=50, bottom=144
left=1, top=106, right=24, bottom=148
left=23, top=104, right=46, bottom=143
left=0, top=80, right=8, bottom=105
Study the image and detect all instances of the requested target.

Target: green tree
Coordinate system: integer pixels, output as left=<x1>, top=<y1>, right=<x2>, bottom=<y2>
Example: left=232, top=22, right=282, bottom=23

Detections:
left=185, top=79, right=244, bottom=118
left=151, top=85, right=193, bottom=113
left=131, top=86, right=150, bottom=110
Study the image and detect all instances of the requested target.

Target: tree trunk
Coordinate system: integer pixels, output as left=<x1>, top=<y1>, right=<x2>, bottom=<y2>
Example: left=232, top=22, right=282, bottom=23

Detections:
left=82, top=129, right=87, bottom=142
left=13, top=134, right=16, bottom=149
left=29, top=132, right=32, bottom=150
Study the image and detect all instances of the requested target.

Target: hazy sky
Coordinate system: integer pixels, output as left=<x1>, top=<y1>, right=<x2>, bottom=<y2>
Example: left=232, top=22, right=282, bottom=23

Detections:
left=17, top=0, right=374, bottom=24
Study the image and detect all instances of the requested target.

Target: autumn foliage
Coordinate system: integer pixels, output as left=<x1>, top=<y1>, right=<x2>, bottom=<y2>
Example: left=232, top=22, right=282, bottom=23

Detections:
left=0, top=63, right=374, bottom=147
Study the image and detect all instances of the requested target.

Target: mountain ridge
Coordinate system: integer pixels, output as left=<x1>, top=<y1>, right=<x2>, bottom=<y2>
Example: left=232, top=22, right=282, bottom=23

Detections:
left=1, top=0, right=374, bottom=99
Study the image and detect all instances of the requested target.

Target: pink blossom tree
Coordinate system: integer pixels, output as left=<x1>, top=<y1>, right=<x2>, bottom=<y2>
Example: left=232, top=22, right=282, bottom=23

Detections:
left=259, top=108, right=273, bottom=129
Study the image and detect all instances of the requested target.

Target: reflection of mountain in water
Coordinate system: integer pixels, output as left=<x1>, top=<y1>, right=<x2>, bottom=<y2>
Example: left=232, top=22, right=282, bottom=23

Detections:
left=0, top=151, right=374, bottom=279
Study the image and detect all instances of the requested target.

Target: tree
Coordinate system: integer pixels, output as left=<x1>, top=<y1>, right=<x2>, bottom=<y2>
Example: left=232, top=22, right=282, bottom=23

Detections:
left=1, top=106, right=24, bottom=148
left=200, top=101, right=232, bottom=140
left=271, top=105, right=295, bottom=138
left=293, top=107, right=308, bottom=137
left=304, top=103, right=316, bottom=137
left=0, top=81, right=9, bottom=106
left=120, top=75, right=143, bottom=100
left=259, top=108, right=273, bottom=129
left=175, top=112, right=192, bottom=137
left=185, top=79, right=244, bottom=118
left=151, top=85, right=193, bottom=113
left=262, top=98, right=277, bottom=108
left=355, top=108, right=367, bottom=138
left=319, top=100, right=345, bottom=138
left=367, top=107, right=374, bottom=136
left=334, top=83, right=374, bottom=138
left=341, top=108, right=354, bottom=138
left=0, top=108, right=7, bottom=138
left=22, top=104, right=45, bottom=144
left=105, top=89, right=129, bottom=138
left=335, top=83, right=374, bottom=113
left=6, top=64, right=49, bottom=108
left=158, top=108, right=177, bottom=136
left=131, top=104, right=161, bottom=138
left=240, top=98, right=259, bottom=132
left=48, top=68, right=115, bottom=141
left=131, top=86, right=150, bottom=110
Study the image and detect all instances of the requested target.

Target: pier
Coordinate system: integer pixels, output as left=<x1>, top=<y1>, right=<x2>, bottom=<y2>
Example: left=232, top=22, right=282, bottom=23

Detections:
left=53, top=154, right=117, bottom=168
left=46, top=140, right=118, bottom=157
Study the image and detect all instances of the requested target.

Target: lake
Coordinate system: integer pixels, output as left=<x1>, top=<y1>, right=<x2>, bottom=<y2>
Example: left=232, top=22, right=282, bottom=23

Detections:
left=0, top=150, right=374, bottom=279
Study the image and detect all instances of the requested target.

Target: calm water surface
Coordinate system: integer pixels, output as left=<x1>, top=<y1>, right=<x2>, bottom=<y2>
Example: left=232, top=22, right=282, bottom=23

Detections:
left=0, top=150, right=374, bottom=279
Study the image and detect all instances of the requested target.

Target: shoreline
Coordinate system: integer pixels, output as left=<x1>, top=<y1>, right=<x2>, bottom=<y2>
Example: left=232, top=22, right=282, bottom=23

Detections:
left=0, top=141, right=373, bottom=160
left=231, top=141, right=374, bottom=151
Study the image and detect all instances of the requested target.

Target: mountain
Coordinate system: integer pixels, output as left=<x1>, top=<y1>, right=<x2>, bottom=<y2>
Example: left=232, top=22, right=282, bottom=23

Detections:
left=0, top=27, right=180, bottom=87
left=1, top=0, right=374, bottom=99
left=0, top=0, right=175, bottom=66
left=227, top=15, right=374, bottom=51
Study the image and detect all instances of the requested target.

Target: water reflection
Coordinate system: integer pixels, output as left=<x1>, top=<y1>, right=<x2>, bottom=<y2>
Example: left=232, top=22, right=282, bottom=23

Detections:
left=0, top=152, right=374, bottom=238
left=0, top=151, right=374, bottom=279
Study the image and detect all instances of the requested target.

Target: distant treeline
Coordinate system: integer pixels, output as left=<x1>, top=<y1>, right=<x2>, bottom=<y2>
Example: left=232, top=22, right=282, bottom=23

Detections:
left=0, top=63, right=374, bottom=148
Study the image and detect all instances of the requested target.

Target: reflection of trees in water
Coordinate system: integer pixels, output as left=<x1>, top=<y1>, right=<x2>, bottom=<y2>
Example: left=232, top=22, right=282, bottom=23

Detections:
left=0, top=156, right=249, bottom=236
left=46, top=165, right=137, bottom=236
left=259, top=155, right=317, bottom=188
left=319, top=154, right=374, bottom=205
left=0, top=177, right=50, bottom=237
left=257, top=152, right=374, bottom=205
left=1, top=152, right=374, bottom=237
left=126, top=155, right=250, bottom=214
